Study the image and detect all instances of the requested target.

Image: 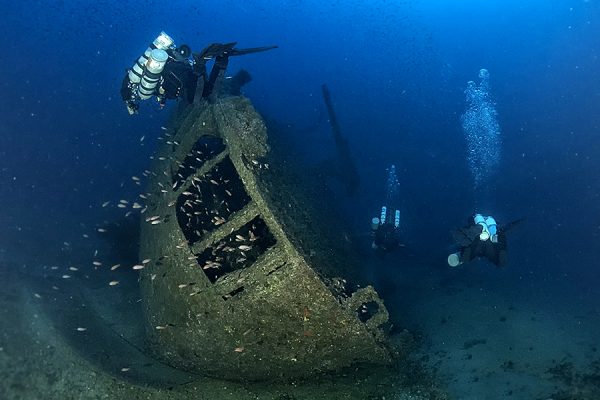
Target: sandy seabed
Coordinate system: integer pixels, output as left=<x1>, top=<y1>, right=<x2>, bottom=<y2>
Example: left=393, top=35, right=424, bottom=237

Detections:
left=383, top=258, right=600, bottom=400
left=0, top=263, right=445, bottom=400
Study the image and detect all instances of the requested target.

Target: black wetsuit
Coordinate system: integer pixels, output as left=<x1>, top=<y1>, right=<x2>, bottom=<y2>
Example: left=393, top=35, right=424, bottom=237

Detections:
left=159, top=59, right=198, bottom=104
left=374, top=223, right=400, bottom=252
left=121, top=43, right=277, bottom=112
left=120, top=56, right=198, bottom=108
left=451, top=223, right=508, bottom=267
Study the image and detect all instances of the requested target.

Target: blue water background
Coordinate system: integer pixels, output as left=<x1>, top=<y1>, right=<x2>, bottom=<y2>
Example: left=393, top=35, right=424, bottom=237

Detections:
left=1, top=0, right=599, bottom=327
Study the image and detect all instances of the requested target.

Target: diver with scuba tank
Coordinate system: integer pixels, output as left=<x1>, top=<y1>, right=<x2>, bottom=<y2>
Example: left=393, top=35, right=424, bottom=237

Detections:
left=448, top=214, right=523, bottom=268
left=120, top=31, right=277, bottom=115
left=371, top=165, right=403, bottom=253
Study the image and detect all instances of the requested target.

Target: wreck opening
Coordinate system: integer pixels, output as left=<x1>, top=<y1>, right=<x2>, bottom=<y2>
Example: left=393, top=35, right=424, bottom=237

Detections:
left=195, top=216, right=276, bottom=283
left=176, top=156, right=251, bottom=244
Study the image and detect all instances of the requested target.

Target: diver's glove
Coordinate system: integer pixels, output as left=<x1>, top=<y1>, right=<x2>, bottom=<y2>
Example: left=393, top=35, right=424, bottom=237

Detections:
left=126, top=101, right=139, bottom=115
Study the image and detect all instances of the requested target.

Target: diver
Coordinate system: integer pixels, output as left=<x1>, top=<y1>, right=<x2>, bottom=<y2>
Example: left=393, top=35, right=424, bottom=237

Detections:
left=371, top=207, right=401, bottom=252
left=370, top=165, right=402, bottom=253
left=120, top=31, right=277, bottom=115
left=447, top=214, right=522, bottom=268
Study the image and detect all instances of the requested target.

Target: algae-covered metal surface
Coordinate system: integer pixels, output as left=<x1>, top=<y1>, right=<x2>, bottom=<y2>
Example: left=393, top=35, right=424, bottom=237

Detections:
left=138, top=96, right=393, bottom=381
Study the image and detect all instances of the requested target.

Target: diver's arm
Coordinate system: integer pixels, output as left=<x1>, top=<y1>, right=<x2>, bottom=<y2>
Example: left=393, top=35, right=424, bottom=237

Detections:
left=452, top=224, right=483, bottom=247
left=120, top=73, right=139, bottom=115
left=120, top=74, right=133, bottom=101
left=502, top=218, right=525, bottom=233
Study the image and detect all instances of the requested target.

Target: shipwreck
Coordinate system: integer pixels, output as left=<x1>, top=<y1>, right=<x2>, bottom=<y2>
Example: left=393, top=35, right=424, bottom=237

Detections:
left=137, top=80, right=394, bottom=382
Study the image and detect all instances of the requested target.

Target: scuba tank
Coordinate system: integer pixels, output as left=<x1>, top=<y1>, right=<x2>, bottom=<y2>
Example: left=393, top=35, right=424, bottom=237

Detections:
left=137, top=49, right=169, bottom=99
left=394, top=209, right=400, bottom=228
left=485, top=216, right=498, bottom=242
left=128, top=31, right=174, bottom=87
left=371, top=217, right=380, bottom=231
left=474, top=214, right=490, bottom=240
left=474, top=213, right=498, bottom=242
left=380, top=206, right=387, bottom=225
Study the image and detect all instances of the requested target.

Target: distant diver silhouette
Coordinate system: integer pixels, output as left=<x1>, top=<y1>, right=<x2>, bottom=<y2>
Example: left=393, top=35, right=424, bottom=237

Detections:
left=370, top=165, right=402, bottom=253
left=448, top=215, right=524, bottom=268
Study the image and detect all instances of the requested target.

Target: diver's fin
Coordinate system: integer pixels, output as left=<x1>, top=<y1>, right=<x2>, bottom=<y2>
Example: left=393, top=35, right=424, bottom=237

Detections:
left=503, top=217, right=525, bottom=233
left=196, top=43, right=277, bottom=60
left=226, top=69, right=253, bottom=96
left=230, top=45, right=278, bottom=56
left=197, top=42, right=238, bottom=60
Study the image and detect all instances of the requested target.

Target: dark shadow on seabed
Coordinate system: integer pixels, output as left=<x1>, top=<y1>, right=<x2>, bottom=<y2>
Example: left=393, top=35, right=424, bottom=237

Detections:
left=0, top=264, right=450, bottom=400
left=0, top=213, right=200, bottom=387
left=13, top=265, right=198, bottom=387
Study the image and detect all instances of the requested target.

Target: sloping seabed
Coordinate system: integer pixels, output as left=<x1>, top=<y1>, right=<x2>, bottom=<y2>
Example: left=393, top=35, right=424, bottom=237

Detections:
left=0, top=265, right=447, bottom=400
left=385, top=260, right=600, bottom=400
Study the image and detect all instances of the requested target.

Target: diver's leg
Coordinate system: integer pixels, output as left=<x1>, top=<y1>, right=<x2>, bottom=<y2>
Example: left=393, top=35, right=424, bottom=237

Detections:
left=193, top=60, right=208, bottom=105
left=461, top=247, right=472, bottom=263
left=497, top=249, right=508, bottom=267
left=203, top=55, right=230, bottom=100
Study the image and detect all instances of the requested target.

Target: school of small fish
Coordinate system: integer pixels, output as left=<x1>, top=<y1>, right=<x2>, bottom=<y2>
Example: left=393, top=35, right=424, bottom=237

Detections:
left=43, top=125, right=271, bottom=346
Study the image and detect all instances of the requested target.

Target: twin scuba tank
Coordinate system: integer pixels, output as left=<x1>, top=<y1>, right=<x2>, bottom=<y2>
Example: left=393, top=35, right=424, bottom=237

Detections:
left=371, top=206, right=400, bottom=230
left=128, top=31, right=174, bottom=100
left=474, top=214, right=498, bottom=243
left=448, top=213, right=498, bottom=267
